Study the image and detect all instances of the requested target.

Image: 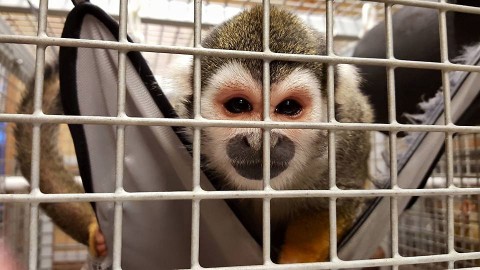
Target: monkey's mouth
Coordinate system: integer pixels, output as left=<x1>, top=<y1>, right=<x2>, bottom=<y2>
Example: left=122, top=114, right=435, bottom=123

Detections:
left=230, top=161, right=289, bottom=180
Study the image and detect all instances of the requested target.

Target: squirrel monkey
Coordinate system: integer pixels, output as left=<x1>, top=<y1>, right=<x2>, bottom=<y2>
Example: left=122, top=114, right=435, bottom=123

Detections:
left=15, top=5, right=372, bottom=263
left=167, top=6, right=373, bottom=262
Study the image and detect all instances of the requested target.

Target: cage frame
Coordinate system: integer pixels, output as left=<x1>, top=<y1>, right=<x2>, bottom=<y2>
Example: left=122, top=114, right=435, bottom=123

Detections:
left=0, top=0, right=480, bottom=269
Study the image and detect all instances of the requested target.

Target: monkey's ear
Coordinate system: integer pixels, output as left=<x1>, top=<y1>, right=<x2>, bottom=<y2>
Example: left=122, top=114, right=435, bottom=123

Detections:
left=59, top=2, right=261, bottom=268
left=158, top=55, right=194, bottom=119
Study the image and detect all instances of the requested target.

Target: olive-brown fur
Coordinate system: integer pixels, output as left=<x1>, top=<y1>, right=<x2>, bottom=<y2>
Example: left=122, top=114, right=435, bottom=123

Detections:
left=15, top=65, right=96, bottom=246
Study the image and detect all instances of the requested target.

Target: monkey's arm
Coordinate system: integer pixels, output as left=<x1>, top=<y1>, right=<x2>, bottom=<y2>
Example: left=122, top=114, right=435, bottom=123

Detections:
left=278, top=210, right=354, bottom=263
left=14, top=66, right=105, bottom=256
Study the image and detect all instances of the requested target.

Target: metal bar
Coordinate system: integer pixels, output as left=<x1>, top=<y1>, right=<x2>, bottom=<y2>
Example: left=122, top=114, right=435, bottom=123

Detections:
left=0, top=6, right=217, bottom=29
left=191, top=0, right=203, bottom=268
left=438, top=1, right=455, bottom=267
left=325, top=0, right=338, bottom=262
left=29, top=46, right=45, bottom=192
left=28, top=0, right=48, bottom=269
left=112, top=125, right=126, bottom=269
left=204, top=251, right=480, bottom=270
left=384, top=3, right=396, bottom=125
left=384, top=2, right=400, bottom=264
left=0, top=4, right=366, bottom=40
left=3, top=35, right=480, bottom=73
left=111, top=0, right=129, bottom=268
left=28, top=203, right=39, bottom=270
left=4, top=187, right=480, bottom=203
left=191, top=198, right=200, bottom=268
left=4, top=113, right=480, bottom=133
left=112, top=200, right=123, bottom=270
left=262, top=0, right=272, bottom=265
left=262, top=193, right=272, bottom=265
left=369, top=0, right=480, bottom=14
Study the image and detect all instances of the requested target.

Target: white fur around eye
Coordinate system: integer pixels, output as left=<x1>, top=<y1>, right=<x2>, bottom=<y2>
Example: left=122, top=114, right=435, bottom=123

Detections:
left=273, top=68, right=321, bottom=94
left=201, top=61, right=260, bottom=119
left=271, top=67, right=325, bottom=122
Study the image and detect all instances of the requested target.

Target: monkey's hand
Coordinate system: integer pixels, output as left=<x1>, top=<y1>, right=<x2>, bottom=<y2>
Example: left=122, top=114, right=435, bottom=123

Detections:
left=88, top=221, right=107, bottom=257
left=278, top=211, right=353, bottom=263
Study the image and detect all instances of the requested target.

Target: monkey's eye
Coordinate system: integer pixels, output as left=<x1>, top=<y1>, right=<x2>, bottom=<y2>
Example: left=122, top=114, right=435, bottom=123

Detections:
left=224, top=97, right=253, bottom=114
left=275, top=99, right=302, bottom=116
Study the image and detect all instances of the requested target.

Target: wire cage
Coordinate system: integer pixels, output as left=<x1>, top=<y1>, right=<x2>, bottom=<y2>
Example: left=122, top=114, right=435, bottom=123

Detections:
left=397, top=133, right=480, bottom=270
left=0, top=0, right=479, bottom=269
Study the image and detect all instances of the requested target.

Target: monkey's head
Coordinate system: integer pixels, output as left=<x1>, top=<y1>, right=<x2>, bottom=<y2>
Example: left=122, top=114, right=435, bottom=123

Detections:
left=170, top=6, right=372, bottom=190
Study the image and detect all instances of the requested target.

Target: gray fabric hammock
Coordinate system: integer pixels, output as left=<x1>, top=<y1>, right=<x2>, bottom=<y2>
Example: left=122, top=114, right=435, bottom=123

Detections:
left=60, top=3, right=261, bottom=269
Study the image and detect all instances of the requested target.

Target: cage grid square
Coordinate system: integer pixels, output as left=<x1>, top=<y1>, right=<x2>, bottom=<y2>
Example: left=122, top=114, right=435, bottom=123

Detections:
left=0, top=0, right=480, bottom=269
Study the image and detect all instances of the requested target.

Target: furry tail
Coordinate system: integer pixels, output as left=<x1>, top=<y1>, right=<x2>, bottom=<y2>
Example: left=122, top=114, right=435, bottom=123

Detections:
left=14, top=64, right=96, bottom=247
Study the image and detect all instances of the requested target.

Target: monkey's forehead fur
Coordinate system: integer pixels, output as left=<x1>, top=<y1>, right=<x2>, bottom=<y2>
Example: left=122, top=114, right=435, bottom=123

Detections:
left=201, top=6, right=327, bottom=86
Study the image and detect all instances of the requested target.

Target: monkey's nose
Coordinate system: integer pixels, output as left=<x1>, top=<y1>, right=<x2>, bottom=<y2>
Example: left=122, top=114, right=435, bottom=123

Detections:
left=226, top=134, right=295, bottom=180
left=242, top=134, right=262, bottom=151
left=242, top=136, right=251, bottom=148
left=242, top=133, right=285, bottom=150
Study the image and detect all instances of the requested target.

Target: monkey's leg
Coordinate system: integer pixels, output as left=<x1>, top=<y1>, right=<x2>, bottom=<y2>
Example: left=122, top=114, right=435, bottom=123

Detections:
left=15, top=66, right=105, bottom=257
left=278, top=210, right=353, bottom=263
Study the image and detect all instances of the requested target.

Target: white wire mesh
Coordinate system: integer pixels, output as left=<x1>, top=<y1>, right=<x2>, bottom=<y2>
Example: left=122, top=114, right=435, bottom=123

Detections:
left=0, top=0, right=479, bottom=269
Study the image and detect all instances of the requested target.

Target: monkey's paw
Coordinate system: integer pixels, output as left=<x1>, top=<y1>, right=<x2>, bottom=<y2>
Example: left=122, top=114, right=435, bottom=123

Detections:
left=88, top=222, right=107, bottom=258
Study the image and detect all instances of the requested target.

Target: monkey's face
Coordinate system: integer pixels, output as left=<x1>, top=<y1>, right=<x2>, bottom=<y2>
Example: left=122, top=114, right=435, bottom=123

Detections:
left=200, top=61, right=327, bottom=190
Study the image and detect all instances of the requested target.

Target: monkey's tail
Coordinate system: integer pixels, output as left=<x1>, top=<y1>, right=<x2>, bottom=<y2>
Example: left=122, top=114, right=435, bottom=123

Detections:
left=14, top=63, right=96, bottom=247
